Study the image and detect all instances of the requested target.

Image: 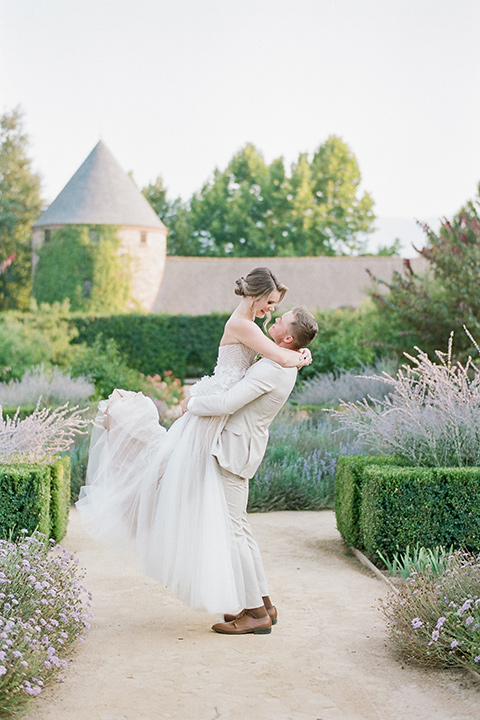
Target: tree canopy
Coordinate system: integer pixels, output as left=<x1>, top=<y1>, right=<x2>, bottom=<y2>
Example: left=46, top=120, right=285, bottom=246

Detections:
left=143, top=135, right=375, bottom=257
left=0, top=107, right=43, bottom=309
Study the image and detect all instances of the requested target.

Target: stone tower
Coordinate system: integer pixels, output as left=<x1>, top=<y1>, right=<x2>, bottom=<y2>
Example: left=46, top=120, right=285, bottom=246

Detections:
left=32, top=140, right=167, bottom=311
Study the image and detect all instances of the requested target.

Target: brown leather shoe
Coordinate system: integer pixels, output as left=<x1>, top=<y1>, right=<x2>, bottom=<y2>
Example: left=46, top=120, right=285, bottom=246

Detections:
left=212, top=609, right=272, bottom=635
left=224, top=605, right=277, bottom=625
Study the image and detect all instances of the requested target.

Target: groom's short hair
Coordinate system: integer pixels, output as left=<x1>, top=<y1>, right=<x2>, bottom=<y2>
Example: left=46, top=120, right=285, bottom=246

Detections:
left=288, top=307, right=318, bottom=349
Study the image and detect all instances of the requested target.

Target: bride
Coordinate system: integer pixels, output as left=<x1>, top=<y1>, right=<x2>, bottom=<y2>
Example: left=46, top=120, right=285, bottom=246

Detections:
left=77, top=267, right=311, bottom=615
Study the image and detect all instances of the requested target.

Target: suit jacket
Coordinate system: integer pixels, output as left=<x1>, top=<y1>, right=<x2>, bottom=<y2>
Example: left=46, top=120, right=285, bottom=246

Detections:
left=188, top=358, right=297, bottom=479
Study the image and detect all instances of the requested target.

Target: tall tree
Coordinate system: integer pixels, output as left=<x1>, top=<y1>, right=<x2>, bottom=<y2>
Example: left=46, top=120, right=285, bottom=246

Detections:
left=370, top=189, right=480, bottom=359
left=142, top=176, right=198, bottom=255
left=0, top=107, right=43, bottom=309
left=309, top=135, right=375, bottom=255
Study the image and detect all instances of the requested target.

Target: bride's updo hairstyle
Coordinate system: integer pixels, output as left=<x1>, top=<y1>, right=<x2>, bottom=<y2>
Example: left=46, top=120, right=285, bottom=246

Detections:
left=234, top=267, right=288, bottom=303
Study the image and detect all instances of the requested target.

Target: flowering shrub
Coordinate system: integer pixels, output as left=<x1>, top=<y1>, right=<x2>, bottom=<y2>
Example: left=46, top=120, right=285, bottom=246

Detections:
left=0, top=365, right=94, bottom=407
left=333, top=334, right=480, bottom=467
left=0, top=402, right=89, bottom=465
left=0, top=532, right=92, bottom=717
left=141, top=370, right=184, bottom=407
left=383, top=552, right=480, bottom=670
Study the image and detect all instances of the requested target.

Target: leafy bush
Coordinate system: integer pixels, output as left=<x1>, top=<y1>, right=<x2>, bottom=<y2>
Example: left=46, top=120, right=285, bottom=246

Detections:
left=360, top=465, right=480, bottom=557
left=0, top=532, right=91, bottom=717
left=333, top=336, right=480, bottom=467
left=0, top=301, right=78, bottom=381
left=0, top=365, right=94, bottom=407
left=291, top=358, right=397, bottom=408
left=248, top=409, right=361, bottom=512
left=334, top=455, right=401, bottom=548
left=377, top=544, right=454, bottom=580
left=299, top=304, right=386, bottom=379
left=382, top=551, right=480, bottom=670
left=370, top=196, right=480, bottom=360
left=69, top=336, right=148, bottom=399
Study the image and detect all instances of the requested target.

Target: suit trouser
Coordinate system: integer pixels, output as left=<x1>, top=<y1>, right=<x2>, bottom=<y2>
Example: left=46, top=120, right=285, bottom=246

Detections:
left=218, top=464, right=269, bottom=609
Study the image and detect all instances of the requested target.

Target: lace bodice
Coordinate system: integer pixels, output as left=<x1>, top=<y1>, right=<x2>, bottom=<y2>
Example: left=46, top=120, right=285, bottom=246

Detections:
left=190, top=343, right=257, bottom=397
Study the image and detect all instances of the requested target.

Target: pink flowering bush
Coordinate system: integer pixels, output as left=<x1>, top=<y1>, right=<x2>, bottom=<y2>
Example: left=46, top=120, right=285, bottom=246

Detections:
left=383, top=551, right=480, bottom=669
left=0, top=531, right=92, bottom=717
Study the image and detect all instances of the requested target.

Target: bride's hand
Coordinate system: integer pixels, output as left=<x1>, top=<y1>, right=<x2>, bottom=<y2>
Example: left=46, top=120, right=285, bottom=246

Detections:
left=181, top=390, right=191, bottom=414
left=296, top=348, right=312, bottom=369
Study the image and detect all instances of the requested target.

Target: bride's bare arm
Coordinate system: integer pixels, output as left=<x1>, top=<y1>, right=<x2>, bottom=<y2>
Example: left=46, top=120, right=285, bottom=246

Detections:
left=224, top=317, right=307, bottom=368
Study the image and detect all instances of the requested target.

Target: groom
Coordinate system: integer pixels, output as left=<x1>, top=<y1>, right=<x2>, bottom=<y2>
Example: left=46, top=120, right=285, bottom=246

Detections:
left=184, top=306, right=318, bottom=635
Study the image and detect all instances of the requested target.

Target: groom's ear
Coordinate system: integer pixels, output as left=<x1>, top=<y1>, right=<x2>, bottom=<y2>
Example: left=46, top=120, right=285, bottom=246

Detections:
left=283, top=334, right=295, bottom=347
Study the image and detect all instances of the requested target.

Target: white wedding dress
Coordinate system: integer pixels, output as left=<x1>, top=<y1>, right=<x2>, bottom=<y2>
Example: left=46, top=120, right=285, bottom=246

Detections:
left=76, top=343, right=256, bottom=615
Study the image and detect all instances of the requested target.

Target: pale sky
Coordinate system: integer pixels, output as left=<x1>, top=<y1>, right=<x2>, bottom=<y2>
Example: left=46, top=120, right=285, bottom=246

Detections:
left=1, top=0, right=479, bottom=252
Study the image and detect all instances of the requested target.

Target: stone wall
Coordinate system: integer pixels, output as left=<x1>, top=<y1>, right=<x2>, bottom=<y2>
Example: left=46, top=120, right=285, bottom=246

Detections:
left=118, top=226, right=167, bottom=311
left=152, top=255, right=428, bottom=314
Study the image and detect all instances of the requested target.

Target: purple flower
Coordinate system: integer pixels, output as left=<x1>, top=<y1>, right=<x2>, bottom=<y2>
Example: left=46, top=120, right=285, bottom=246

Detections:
left=436, top=616, right=447, bottom=630
left=450, top=639, right=459, bottom=649
left=466, top=616, right=474, bottom=626
left=474, top=656, right=480, bottom=663
left=0, top=666, right=6, bottom=676
left=411, top=617, right=423, bottom=629
left=431, top=630, right=440, bottom=642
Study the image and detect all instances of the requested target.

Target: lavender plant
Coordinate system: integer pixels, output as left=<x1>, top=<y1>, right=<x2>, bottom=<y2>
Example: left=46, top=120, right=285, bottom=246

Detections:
left=383, top=551, right=480, bottom=670
left=0, top=403, right=90, bottom=465
left=0, top=365, right=94, bottom=408
left=249, top=409, right=361, bottom=511
left=332, top=333, right=480, bottom=467
left=291, top=358, right=397, bottom=408
left=0, top=531, right=92, bottom=717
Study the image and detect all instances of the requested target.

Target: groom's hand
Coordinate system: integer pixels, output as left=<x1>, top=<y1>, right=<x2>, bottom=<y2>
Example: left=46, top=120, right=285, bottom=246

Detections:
left=297, top=348, right=312, bottom=368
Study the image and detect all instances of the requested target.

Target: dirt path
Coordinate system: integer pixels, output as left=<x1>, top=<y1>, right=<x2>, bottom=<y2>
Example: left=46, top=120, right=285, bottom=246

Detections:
left=24, top=509, right=479, bottom=720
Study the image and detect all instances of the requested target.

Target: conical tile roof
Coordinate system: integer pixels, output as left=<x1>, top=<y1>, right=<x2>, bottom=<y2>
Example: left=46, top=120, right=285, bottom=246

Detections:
left=34, top=140, right=165, bottom=229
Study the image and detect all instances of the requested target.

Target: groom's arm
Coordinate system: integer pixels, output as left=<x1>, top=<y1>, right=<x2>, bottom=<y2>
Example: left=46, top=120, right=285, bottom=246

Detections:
left=187, top=359, right=286, bottom=417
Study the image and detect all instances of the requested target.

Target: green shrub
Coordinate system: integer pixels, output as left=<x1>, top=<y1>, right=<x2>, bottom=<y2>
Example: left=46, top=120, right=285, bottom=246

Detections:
left=0, top=464, right=51, bottom=539
left=69, top=433, right=91, bottom=504
left=0, top=300, right=78, bottom=381
left=70, top=336, right=148, bottom=398
left=0, top=459, right=71, bottom=542
left=49, top=457, right=71, bottom=542
left=334, top=455, right=400, bottom=547
left=360, top=465, right=480, bottom=558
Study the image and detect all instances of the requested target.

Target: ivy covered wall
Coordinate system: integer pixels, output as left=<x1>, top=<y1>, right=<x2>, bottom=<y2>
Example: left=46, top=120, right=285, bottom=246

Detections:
left=33, top=225, right=131, bottom=313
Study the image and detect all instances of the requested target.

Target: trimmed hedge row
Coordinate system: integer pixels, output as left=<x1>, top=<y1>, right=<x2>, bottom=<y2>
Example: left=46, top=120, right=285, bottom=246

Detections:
left=334, top=455, right=402, bottom=547
left=73, top=313, right=230, bottom=381
left=1, top=405, right=37, bottom=420
left=0, top=457, right=71, bottom=542
left=335, top=456, right=480, bottom=557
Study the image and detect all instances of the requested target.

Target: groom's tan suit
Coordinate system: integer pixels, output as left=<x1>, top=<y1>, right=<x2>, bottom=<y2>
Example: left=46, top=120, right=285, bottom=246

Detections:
left=188, top=357, right=298, bottom=609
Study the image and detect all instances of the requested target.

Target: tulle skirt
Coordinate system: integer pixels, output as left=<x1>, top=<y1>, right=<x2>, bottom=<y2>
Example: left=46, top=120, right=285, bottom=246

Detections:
left=76, top=391, right=246, bottom=614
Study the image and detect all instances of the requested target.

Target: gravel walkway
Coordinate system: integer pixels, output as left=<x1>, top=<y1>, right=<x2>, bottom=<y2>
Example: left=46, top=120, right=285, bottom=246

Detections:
left=24, top=508, right=480, bottom=720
